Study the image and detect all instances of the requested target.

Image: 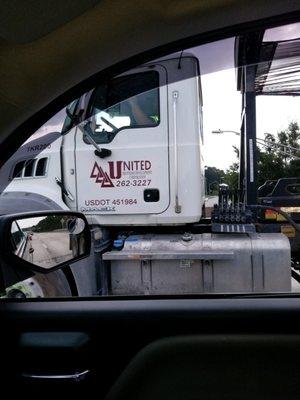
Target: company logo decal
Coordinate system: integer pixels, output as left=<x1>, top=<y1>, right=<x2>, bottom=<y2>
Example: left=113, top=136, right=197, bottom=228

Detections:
left=90, top=163, right=114, bottom=187
left=90, top=160, right=152, bottom=188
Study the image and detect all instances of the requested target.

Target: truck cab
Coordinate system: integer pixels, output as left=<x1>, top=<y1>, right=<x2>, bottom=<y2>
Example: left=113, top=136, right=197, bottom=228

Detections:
left=62, top=55, right=205, bottom=226
left=2, top=55, right=205, bottom=227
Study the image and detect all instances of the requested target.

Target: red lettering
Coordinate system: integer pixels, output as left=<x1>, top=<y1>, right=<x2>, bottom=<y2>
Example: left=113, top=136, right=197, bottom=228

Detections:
left=108, top=161, right=122, bottom=179
left=123, top=161, right=131, bottom=171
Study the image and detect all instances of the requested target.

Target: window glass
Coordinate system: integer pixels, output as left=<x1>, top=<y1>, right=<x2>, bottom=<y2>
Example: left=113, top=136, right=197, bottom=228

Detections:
left=24, top=159, right=35, bottom=177
left=1, top=21, right=300, bottom=299
left=88, top=71, right=160, bottom=143
left=287, top=184, right=300, bottom=195
left=61, top=99, right=79, bottom=134
left=12, top=160, right=26, bottom=178
left=35, top=158, right=48, bottom=176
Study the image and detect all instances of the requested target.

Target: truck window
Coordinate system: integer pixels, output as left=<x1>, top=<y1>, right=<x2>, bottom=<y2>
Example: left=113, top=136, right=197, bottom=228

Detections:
left=35, top=158, right=48, bottom=176
left=61, top=99, right=79, bottom=134
left=287, top=184, right=300, bottom=195
left=24, top=159, right=35, bottom=177
left=12, top=160, right=26, bottom=178
left=87, top=71, right=160, bottom=143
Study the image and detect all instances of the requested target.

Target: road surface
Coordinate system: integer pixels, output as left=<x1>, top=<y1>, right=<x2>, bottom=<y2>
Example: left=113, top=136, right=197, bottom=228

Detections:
left=28, top=230, right=72, bottom=269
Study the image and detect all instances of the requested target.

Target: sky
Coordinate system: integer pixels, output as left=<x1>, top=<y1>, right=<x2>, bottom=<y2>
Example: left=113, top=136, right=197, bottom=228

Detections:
left=201, top=69, right=300, bottom=171
left=26, top=22, right=300, bottom=172
left=189, top=23, right=300, bottom=171
left=17, top=216, right=45, bottom=229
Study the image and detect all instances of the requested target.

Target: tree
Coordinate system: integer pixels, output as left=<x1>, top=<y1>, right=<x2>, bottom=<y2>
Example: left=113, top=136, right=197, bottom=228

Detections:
left=223, top=162, right=239, bottom=189
left=223, top=121, right=300, bottom=190
left=257, top=121, right=300, bottom=186
left=205, top=166, right=225, bottom=194
left=34, top=215, right=62, bottom=232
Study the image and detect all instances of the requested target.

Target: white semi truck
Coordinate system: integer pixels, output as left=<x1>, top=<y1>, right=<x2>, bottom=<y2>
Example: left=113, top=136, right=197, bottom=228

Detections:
left=0, top=54, right=292, bottom=297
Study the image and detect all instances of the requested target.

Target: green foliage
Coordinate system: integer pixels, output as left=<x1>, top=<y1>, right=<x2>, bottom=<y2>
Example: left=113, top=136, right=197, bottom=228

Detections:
left=222, top=121, right=300, bottom=190
left=223, top=162, right=239, bottom=190
left=205, top=166, right=225, bottom=194
left=257, top=121, right=300, bottom=186
left=34, top=215, right=63, bottom=232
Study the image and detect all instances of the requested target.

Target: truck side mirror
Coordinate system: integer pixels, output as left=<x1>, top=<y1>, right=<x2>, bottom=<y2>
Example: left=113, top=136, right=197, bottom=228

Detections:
left=66, top=106, right=82, bottom=124
left=0, top=211, right=91, bottom=274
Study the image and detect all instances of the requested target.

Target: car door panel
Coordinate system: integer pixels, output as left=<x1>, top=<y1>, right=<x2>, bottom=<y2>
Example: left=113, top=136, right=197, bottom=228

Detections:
left=2, top=298, right=300, bottom=399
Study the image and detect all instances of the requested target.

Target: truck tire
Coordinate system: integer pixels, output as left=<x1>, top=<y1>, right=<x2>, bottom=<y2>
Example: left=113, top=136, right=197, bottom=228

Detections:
left=31, top=270, right=73, bottom=297
left=5, top=270, right=72, bottom=298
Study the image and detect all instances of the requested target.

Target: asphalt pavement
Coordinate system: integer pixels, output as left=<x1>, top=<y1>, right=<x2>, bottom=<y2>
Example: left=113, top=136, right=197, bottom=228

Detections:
left=29, top=230, right=72, bottom=269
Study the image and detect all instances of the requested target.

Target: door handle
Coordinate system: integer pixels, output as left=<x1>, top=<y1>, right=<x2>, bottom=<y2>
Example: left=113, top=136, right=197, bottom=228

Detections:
left=22, top=369, right=90, bottom=383
left=94, top=148, right=112, bottom=158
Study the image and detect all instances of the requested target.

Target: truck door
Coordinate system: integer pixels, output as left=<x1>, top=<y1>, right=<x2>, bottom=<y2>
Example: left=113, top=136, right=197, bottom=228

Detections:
left=74, top=66, right=170, bottom=215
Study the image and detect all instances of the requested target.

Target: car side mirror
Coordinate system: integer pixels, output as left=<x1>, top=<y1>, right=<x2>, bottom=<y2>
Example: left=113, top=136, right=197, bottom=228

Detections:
left=0, top=211, right=91, bottom=274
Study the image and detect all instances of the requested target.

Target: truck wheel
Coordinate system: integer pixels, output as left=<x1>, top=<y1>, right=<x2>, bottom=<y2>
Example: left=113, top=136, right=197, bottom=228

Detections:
left=5, top=270, right=72, bottom=298
left=31, top=270, right=73, bottom=297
